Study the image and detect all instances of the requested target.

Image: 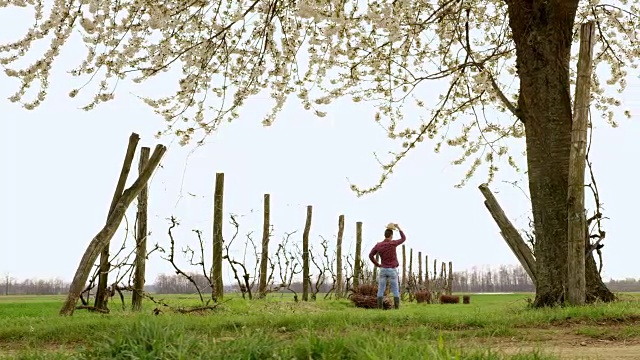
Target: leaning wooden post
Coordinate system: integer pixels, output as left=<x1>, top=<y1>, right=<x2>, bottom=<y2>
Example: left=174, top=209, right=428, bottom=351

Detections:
left=302, top=205, right=312, bottom=301
left=258, top=194, right=271, bottom=298
left=567, top=21, right=595, bottom=306
left=479, top=184, right=537, bottom=285
left=335, top=215, right=344, bottom=298
left=211, top=173, right=225, bottom=301
left=448, top=261, right=454, bottom=295
left=418, top=251, right=423, bottom=286
left=131, top=146, right=150, bottom=311
left=353, top=222, right=363, bottom=289
left=95, top=133, right=140, bottom=310
left=60, top=144, right=166, bottom=316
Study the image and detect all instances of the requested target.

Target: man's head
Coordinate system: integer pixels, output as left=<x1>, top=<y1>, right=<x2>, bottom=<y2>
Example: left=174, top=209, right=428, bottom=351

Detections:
left=384, top=228, right=393, bottom=239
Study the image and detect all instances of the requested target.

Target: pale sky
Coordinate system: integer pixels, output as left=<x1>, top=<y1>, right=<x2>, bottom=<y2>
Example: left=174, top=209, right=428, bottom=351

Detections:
left=1, top=4, right=639, bottom=285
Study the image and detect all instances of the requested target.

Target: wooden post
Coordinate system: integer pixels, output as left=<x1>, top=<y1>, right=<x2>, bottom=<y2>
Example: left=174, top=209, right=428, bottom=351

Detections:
left=441, top=262, right=446, bottom=292
left=425, top=255, right=429, bottom=291
left=60, top=144, right=166, bottom=316
left=95, top=133, right=140, bottom=310
left=408, top=248, right=413, bottom=284
left=567, top=21, right=595, bottom=306
left=258, top=194, right=271, bottom=298
left=211, top=173, right=225, bottom=301
left=448, top=261, right=453, bottom=295
left=335, top=215, right=344, bottom=298
left=433, top=259, right=438, bottom=290
left=131, top=147, right=149, bottom=311
left=353, top=222, right=363, bottom=289
left=479, top=184, right=537, bottom=285
left=401, top=245, right=407, bottom=288
left=371, top=254, right=380, bottom=284
left=418, top=251, right=423, bottom=286
left=302, top=205, right=312, bottom=301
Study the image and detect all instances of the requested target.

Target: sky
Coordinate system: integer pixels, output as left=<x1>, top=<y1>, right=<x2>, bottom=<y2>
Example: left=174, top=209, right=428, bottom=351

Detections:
left=1, top=4, right=639, bottom=286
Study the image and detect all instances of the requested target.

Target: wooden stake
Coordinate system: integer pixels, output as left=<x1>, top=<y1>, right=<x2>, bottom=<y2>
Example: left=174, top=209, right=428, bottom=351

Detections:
left=302, top=205, right=312, bottom=301
left=60, top=144, right=166, bottom=316
left=479, top=184, right=537, bottom=285
left=95, top=133, right=140, bottom=310
left=353, top=222, right=363, bottom=289
left=567, top=21, right=595, bottom=306
left=418, top=251, right=423, bottom=286
left=211, top=173, right=225, bottom=301
left=448, top=261, right=453, bottom=295
left=401, top=245, right=407, bottom=288
left=335, top=215, right=344, bottom=298
left=258, top=194, right=271, bottom=298
left=131, top=147, right=149, bottom=311
left=425, top=255, right=429, bottom=291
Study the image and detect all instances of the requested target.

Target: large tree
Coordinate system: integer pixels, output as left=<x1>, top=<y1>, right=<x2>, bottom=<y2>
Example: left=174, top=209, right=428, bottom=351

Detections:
left=1, top=0, right=636, bottom=306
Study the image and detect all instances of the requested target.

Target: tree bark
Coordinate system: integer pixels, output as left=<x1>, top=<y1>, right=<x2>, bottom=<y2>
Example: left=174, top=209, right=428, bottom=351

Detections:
left=258, top=194, right=270, bottom=298
left=131, top=147, right=150, bottom=311
left=567, top=21, right=595, bottom=306
left=506, top=2, right=613, bottom=306
left=60, top=144, right=166, bottom=316
left=301, top=205, right=312, bottom=301
left=95, top=133, right=139, bottom=310
left=335, top=214, right=344, bottom=298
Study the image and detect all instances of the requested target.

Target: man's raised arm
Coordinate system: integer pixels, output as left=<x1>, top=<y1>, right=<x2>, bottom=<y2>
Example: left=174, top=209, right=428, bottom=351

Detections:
left=394, top=225, right=406, bottom=245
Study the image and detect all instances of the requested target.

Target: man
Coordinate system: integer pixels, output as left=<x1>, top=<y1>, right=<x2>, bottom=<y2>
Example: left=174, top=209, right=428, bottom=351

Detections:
left=368, top=223, right=406, bottom=309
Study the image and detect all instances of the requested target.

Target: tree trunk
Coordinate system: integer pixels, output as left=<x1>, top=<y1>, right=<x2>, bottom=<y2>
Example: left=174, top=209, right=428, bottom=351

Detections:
left=506, top=0, right=613, bottom=306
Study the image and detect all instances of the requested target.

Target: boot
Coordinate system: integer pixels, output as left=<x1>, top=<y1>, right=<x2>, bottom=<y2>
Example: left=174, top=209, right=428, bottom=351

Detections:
left=377, top=297, right=384, bottom=309
left=393, top=297, right=400, bottom=309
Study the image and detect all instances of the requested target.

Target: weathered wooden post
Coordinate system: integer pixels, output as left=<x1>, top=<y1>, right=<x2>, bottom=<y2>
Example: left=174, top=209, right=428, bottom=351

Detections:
left=95, top=133, right=140, bottom=310
left=353, top=222, right=363, bottom=288
left=211, top=173, right=225, bottom=301
left=448, top=261, right=454, bottom=295
left=131, top=146, right=149, bottom=311
left=373, top=255, right=379, bottom=282
left=60, top=144, right=166, bottom=316
left=567, top=21, right=595, bottom=306
left=258, top=194, right=271, bottom=298
left=302, top=205, right=312, bottom=301
left=425, top=255, right=429, bottom=292
left=335, top=215, right=344, bottom=298
left=401, top=245, right=407, bottom=288
left=418, top=251, right=423, bottom=286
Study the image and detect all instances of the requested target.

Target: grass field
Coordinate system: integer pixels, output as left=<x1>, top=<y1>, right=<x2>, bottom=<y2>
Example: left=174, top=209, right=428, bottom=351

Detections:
left=1, top=293, right=639, bottom=359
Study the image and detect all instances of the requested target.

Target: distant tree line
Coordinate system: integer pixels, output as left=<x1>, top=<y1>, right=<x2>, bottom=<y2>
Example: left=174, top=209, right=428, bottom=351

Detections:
left=4, top=265, right=640, bottom=295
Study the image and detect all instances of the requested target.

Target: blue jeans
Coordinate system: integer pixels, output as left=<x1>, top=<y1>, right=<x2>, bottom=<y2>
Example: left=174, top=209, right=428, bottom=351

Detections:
left=377, top=267, right=400, bottom=298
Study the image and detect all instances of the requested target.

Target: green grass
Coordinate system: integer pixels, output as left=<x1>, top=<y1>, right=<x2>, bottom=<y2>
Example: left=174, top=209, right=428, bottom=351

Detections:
left=0, top=293, right=639, bottom=359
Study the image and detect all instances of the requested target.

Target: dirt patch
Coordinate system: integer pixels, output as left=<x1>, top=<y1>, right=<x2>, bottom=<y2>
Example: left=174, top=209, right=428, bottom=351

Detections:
left=549, top=314, right=640, bottom=327
left=467, top=326, right=640, bottom=359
